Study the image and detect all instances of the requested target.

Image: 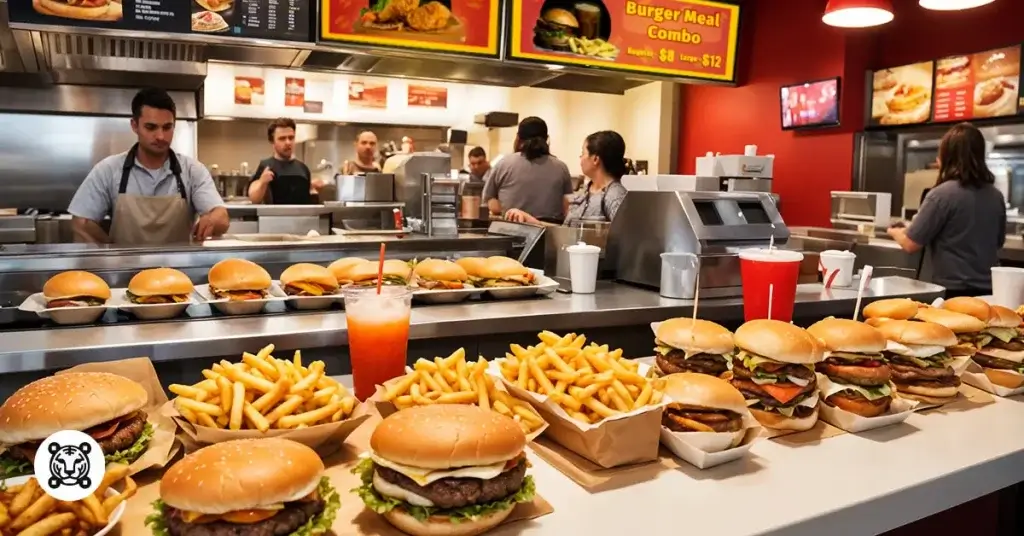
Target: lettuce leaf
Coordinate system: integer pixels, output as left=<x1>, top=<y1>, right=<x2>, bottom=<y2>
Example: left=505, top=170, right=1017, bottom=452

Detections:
left=351, top=457, right=535, bottom=524
left=0, top=455, right=31, bottom=479
left=984, top=327, right=1018, bottom=344
left=105, top=422, right=153, bottom=466
left=145, top=477, right=339, bottom=536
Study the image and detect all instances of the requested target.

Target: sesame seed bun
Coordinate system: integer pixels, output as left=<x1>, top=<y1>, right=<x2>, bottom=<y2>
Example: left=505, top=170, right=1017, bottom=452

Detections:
left=914, top=307, right=987, bottom=333
left=806, top=318, right=886, bottom=353
left=208, top=258, right=271, bottom=291
left=894, top=385, right=960, bottom=404
left=662, top=373, right=748, bottom=415
left=413, top=259, right=468, bottom=282
left=733, top=319, right=825, bottom=365
left=383, top=506, right=513, bottom=536
left=943, top=296, right=992, bottom=323
left=655, top=318, right=734, bottom=355
left=479, top=256, right=531, bottom=279
left=42, top=271, right=111, bottom=301
left=982, top=368, right=1024, bottom=390
left=280, top=263, right=339, bottom=291
left=128, top=268, right=193, bottom=297
left=874, top=319, right=957, bottom=347
left=863, top=298, right=919, bottom=320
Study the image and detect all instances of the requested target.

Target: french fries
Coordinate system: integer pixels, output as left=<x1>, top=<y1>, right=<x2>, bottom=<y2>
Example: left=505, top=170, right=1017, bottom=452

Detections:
left=0, top=463, right=136, bottom=536
left=382, top=348, right=547, bottom=435
left=169, top=345, right=357, bottom=432
left=498, top=331, right=665, bottom=424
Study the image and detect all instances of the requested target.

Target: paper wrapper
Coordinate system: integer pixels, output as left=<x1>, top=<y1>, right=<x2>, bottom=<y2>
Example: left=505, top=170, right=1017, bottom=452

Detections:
left=162, top=399, right=370, bottom=458
left=904, top=355, right=993, bottom=411
left=960, top=362, right=1024, bottom=397
left=659, top=412, right=763, bottom=469
left=57, top=358, right=179, bottom=475
left=814, top=374, right=918, bottom=433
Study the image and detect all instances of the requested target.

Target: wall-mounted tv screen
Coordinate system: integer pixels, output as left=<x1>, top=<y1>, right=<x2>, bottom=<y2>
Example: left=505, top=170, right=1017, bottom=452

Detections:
left=780, top=78, right=841, bottom=130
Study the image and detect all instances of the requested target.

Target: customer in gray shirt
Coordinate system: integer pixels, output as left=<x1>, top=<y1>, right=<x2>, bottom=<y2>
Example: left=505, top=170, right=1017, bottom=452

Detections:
left=888, top=123, right=1005, bottom=296
left=484, top=117, right=572, bottom=223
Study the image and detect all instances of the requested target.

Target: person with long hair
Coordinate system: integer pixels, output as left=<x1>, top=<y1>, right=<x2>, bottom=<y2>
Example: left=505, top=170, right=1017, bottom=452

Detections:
left=505, top=130, right=628, bottom=226
left=483, top=117, right=573, bottom=223
left=887, top=122, right=1005, bottom=297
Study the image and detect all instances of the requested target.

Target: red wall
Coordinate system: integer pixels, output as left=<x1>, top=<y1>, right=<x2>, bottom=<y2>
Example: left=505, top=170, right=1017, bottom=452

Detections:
left=677, top=0, right=1021, bottom=227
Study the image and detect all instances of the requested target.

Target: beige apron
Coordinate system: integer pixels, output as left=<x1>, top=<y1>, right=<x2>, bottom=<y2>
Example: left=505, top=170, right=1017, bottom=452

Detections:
left=108, top=144, right=193, bottom=245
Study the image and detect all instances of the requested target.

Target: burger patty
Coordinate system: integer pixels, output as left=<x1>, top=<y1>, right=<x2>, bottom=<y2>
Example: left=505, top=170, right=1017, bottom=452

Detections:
left=4, top=411, right=147, bottom=462
left=974, top=353, right=1024, bottom=370
left=890, top=363, right=954, bottom=382
left=656, top=351, right=728, bottom=376
left=662, top=408, right=743, bottom=433
left=46, top=297, right=106, bottom=308
left=164, top=499, right=325, bottom=536
left=374, top=459, right=527, bottom=509
left=731, top=361, right=816, bottom=381
left=894, top=376, right=961, bottom=388
left=825, top=391, right=892, bottom=415
left=417, top=280, right=465, bottom=290
left=987, top=339, right=1024, bottom=352
left=732, top=378, right=816, bottom=408
left=819, top=360, right=891, bottom=387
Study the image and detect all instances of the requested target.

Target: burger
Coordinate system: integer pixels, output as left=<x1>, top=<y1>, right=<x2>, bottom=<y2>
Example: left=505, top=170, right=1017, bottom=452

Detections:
left=348, top=259, right=412, bottom=287
left=534, top=8, right=579, bottom=51
left=730, top=320, right=824, bottom=431
left=145, top=438, right=339, bottom=536
left=476, top=256, right=536, bottom=288
left=807, top=318, right=893, bottom=418
left=0, top=372, right=152, bottom=478
left=413, top=259, right=469, bottom=290
left=43, top=270, right=111, bottom=308
left=455, top=257, right=487, bottom=285
left=32, top=0, right=123, bottom=21
left=661, top=373, right=749, bottom=452
left=973, top=305, right=1024, bottom=390
left=876, top=319, right=960, bottom=405
left=936, top=55, right=971, bottom=89
left=915, top=306, right=987, bottom=356
left=653, top=318, right=734, bottom=377
left=328, top=257, right=369, bottom=286
left=280, top=263, right=340, bottom=297
left=127, top=268, right=194, bottom=304
left=353, top=405, right=536, bottom=536
left=208, top=258, right=271, bottom=301
left=862, top=298, right=920, bottom=325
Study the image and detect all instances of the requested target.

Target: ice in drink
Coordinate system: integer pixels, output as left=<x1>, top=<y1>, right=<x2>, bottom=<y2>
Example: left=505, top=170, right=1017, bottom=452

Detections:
left=344, top=286, right=412, bottom=400
left=739, top=249, right=803, bottom=322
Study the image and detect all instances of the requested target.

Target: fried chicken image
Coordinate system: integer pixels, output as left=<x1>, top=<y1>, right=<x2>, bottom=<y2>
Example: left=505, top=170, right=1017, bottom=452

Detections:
left=406, top=1, right=451, bottom=31
left=378, top=0, right=418, bottom=22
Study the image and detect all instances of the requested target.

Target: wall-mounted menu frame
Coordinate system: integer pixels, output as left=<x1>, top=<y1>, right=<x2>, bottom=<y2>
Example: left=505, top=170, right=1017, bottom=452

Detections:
left=933, top=45, right=1021, bottom=123
left=869, top=61, right=935, bottom=127
left=320, top=0, right=501, bottom=57
left=5, top=0, right=313, bottom=43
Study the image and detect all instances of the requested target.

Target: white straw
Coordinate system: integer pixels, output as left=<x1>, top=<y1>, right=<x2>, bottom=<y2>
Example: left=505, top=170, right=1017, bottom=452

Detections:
left=768, top=283, right=774, bottom=320
left=853, top=265, right=874, bottom=321
left=769, top=223, right=776, bottom=253
left=691, top=268, right=701, bottom=324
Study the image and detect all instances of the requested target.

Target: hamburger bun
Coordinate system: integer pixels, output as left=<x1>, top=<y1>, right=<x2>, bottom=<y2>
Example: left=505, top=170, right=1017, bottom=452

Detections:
left=942, top=296, right=992, bottom=323
left=413, top=259, right=468, bottom=282
left=454, top=257, right=487, bottom=277
left=349, top=259, right=412, bottom=283
left=806, top=318, right=886, bottom=353
left=0, top=372, right=147, bottom=444
left=987, top=305, right=1022, bottom=328
left=328, top=257, right=369, bottom=283
left=382, top=505, right=513, bottom=536
left=655, top=318, right=734, bottom=355
left=479, top=256, right=531, bottom=279
left=542, top=8, right=579, bottom=28
left=894, top=383, right=960, bottom=403
left=748, top=405, right=819, bottom=432
left=982, top=368, right=1024, bottom=390
left=863, top=298, right=919, bottom=320
left=663, top=373, right=748, bottom=415
left=733, top=319, right=825, bottom=365
left=875, top=319, right=957, bottom=347
left=914, top=307, right=987, bottom=333
left=371, top=405, right=525, bottom=470
left=160, top=438, right=324, bottom=515
left=208, top=258, right=271, bottom=291
left=128, top=268, right=193, bottom=297
left=43, top=271, right=111, bottom=301
left=280, top=263, right=339, bottom=291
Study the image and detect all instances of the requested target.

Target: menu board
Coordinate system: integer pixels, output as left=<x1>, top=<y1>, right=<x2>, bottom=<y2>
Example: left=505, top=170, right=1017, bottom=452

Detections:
left=321, top=0, right=500, bottom=57
left=348, top=79, right=389, bottom=109
left=933, top=45, right=1021, bottom=123
left=408, top=85, right=448, bottom=108
left=869, top=61, right=935, bottom=126
left=6, top=0, right=311, bottom=42
left=508, top=0, right=740, bottom=82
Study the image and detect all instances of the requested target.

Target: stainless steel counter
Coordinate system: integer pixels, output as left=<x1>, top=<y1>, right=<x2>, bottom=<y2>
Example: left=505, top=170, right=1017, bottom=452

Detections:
left=0, top=277, right=943, bottom=374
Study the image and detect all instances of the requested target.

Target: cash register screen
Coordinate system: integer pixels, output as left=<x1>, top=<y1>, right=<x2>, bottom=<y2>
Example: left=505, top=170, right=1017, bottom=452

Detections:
left=693, top=201, right=724, bottom=225
left=738, top=201, right=771, bottom=224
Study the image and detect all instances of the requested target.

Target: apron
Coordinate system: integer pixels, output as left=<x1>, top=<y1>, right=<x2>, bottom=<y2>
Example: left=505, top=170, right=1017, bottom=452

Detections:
left=267, top=160, right=313, bottom=205
left=108, top=144, right=193, bottom=245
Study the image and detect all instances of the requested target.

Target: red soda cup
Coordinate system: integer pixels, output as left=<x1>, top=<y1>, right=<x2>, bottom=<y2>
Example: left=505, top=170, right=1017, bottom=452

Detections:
left=739, top=249, right=803, bottom=322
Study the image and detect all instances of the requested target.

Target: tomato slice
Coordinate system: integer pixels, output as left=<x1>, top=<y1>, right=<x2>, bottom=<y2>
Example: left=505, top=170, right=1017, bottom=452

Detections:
left=761, top=384, right=805, bottom=404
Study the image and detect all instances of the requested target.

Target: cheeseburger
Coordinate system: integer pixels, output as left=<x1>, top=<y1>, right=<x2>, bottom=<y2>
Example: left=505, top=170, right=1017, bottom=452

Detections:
left=328, top=257, right=369, bottom=286
left=661, top=373, right=750, bottom=452
left=207, top=258, right=271, bottom=301
left=915, top=306, right=987, bottom=356
left=280, top=263, right=340, bottom=297
left=807, top=318, right=893, bottom=418
left=348, top=259, right=412, bottom=287
left=146, top=438, right=339, bottom=536
left=0, top=372, right=152, bottom=478
left=653, top=318, right=734, bottom=377
left=476, top=256, right=536, bottom=288
left=43, top=270, right=111, bottom=308
left=973, top=305, right=1024, bottom=389
left=32, top=0, right=123, bottom=21
left=354, top=405, right=536, bottom=536
left=127, top=268, right=193, bottom=304
left=454, top=257, right=487, bottom=285
left=534, top=8, right=579, bottom=51
left=731, top=320, right=825, bottom=431
left=876, top=319, right=960, bottom=404
left=413, top=259, right=469, bottom=290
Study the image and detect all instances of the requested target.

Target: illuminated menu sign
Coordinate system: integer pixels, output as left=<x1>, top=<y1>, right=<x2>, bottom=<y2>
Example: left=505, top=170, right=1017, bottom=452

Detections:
left=508, top=0, right=740, bottom=82
left=933, top=45, right=1021, bottom=123
left=869, top=61, right=935, bottom=127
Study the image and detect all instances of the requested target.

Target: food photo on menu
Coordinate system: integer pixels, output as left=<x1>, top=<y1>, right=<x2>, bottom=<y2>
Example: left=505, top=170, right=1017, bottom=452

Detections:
left=192, top=0, right=232, bottom=33
left=31, top=0, right=123, bottom=21
left=354, top=0, right=465, bottom=43
left=780, top=78, right=839, bottom=129
left=533, top=1, right=620, bottom=60
left=871, top=61, right=934, bottom=126
left=934, top=45, right=1020, bottom=122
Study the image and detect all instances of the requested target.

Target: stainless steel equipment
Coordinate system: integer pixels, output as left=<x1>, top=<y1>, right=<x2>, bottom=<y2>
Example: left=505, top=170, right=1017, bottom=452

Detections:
left=0, top=216, right=36, bottom=244
left=336, top=173, right=396, bottom=203
left=329, top=173, right=405, bottom=233
left=543, top=222, right=610, bottom=281
left=422, top=175, right=459, bottom=237
left=830, top=191, right=893, bottom=231
left=390, top=153, right=451, bottom=224
left=215, top=173, right=250, bottom=200
left=609, top=190, right=790, bottom=299
left=224, top=205, right=333, bottom=235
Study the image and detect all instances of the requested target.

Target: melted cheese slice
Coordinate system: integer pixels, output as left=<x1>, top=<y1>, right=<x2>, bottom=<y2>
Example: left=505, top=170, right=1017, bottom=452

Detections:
left=885, top=341, right=945, bottom=358
left=370, top=452, right=508, bottom=486
left=178, top=489, right=320, bottom=524
left=818, top=375, right=893, bottom=401
left=977, top=348, right=1024, bottom=363
left=373, top=471, right=435, bottom=506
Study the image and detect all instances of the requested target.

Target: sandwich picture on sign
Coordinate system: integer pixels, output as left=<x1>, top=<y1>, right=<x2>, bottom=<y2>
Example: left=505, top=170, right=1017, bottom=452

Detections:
left=192, top=0, right=230, bottom=34
left=354, top=0, right=466, bottom=43
left=533, top=1, right=620, bottom=60
left=32, top=0, right=123, bottom=22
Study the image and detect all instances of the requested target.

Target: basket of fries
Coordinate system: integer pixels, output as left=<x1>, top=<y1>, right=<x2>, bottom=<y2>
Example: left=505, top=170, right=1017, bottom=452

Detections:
left=162, top=344, right=369, bottom=454
left=0, top=463, right=136, bottom=536
left=374, top=348, right=548, bottom=440
left=492, top=331, right=669, bottom=468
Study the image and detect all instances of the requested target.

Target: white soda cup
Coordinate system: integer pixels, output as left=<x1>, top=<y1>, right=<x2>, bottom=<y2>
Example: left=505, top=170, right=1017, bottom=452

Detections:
left=567, top=242, right=601, bottom=294
left=819, top=250, right=856, bottom=288
left=991, top=267, right=1024, bottom=308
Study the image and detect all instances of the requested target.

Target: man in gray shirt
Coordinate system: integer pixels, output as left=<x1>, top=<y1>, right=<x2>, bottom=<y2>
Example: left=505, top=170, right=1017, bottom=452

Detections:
left=484, top=117, right=572, bottom=223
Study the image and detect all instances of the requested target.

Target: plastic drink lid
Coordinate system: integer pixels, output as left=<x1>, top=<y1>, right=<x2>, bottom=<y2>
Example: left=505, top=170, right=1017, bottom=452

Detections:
left=738, top=248, right=803, bottom=262
left=820, top=249, right=854, bottom=257
left=567, top=242, right=601, bottom=254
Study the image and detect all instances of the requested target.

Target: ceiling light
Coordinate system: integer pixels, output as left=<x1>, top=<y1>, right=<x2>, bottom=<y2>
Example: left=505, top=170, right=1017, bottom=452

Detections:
left=822, top=0, right=895, bottom=27
left=919, top=0, right=995, bottom=10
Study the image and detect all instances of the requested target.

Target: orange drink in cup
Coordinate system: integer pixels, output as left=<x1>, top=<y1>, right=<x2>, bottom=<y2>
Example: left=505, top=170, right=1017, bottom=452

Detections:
left=344, top=285, right=412, bottom=400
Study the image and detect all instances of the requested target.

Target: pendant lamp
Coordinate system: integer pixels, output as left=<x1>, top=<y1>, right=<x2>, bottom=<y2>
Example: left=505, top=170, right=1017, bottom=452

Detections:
left=822, top=0, right=895, bottom=27
left=919, top=0, right=995, bottom=10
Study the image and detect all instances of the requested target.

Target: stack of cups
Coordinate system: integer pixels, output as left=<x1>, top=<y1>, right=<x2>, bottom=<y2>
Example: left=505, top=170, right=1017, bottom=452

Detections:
left=567, top=242, right=601, bottom=293
left=991, top=267, right=1024, bottom=307
left=739, top=249, right=804, bottom=322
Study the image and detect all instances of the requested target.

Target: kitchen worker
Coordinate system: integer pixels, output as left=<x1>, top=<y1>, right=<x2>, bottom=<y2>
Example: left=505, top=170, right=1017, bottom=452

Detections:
left=247, top=117, right=323, bottom=205
left=341, top=130, right=382, bottom=174
left=887, top=122, right=1005, bottom=298
left=504, top=130, right=628, bottom=226
left=467, top=146, right=491, bottom=182
left=69, top=88, right=229, bottom=245
left=484, top=117, right=572, bottom=223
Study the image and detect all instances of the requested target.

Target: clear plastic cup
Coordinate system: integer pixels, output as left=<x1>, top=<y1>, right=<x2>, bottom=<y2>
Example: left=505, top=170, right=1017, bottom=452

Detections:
left=739, top=249, right=804, bottom=322
left=343, top=286, right=412, bottom=400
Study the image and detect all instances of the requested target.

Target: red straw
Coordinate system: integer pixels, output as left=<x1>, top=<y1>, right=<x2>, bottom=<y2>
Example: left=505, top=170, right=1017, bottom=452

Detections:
left=376, top=243, right=386, bottom=295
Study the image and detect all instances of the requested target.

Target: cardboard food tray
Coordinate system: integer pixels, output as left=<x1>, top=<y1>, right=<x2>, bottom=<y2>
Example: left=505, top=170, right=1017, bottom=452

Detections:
left=411, top=286, right=485, bottom=304
left=269, top=280, right=341, bottom=310
left=961, top=362, right=1024, bottom=397
left=659, top=413, right=763, bottom=469
left=912, top=382, right=996, bottom=412
left=57, top=357, right=180, bottom=475
left=18, top=292, right=110, bottom=325
left=115, top=289, right=197, bottom=320
left=484, top=275, right=560, bottom=299
left=194, top=283, right=286, bottom=315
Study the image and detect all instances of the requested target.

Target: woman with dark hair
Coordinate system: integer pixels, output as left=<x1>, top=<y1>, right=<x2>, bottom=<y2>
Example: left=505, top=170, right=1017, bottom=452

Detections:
left=505, top=130, right=629, bottom=226
left=484, top=117, right=573, bottom=223
left=887, top=122, right=1005, bottom=297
